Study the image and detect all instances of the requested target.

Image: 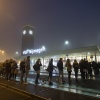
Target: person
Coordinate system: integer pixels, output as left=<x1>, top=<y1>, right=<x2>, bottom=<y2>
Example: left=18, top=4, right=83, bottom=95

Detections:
left=88, top=62, right=93, bottom=78
left=73, top=59, right=79, bottom=82
left=5, top=60, right=11, bottom=81
left=20, top=59, right=26, bottom=83
left=65, top=59, right=72, bottom=82
left=9, top=60, right=14, bottom=80
left=14, top=61, right=18, bottom=80
left=34, top=58, right=42, bottom=85
left=83, top=59, right=88, bottom=79
left=57, top=58, right=64, bottom=84
left=24, top=56, right=30, bottom=84
left=79, top=59, right=84, bottom=79
left=92, top=61, right=98, bottom=76
left=47, top=59, right=54, bottom=85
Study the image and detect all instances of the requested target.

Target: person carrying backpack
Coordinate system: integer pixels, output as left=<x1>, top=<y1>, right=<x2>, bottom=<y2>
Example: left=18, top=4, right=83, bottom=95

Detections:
left=33, top=58, right=42, bottom=85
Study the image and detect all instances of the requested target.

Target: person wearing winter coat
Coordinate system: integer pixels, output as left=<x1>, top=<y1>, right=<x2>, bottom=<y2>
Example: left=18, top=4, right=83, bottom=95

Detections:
left=73, top=59, right=79, bottom=82
left=34, top=58, right=42, bottom=85
left=65, top=59, right=72, bottom=82
left=57, top=58, right=64, bottom=83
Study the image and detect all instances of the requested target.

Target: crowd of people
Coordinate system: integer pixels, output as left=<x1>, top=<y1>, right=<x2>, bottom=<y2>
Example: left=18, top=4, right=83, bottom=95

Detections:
left=0, top=59, right=18, bottom=81
left=0, top=56, right=100, bottom=86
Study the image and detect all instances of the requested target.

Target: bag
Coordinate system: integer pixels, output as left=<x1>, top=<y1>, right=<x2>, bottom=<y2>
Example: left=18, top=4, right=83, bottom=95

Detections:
left=46, top=66, right=50, bottom=72
left=33, top=64, right=37, bottom=71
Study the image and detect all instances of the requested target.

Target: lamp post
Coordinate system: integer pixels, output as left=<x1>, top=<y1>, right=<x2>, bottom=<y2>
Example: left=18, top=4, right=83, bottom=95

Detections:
left=65, top=41, right=69, bottom=59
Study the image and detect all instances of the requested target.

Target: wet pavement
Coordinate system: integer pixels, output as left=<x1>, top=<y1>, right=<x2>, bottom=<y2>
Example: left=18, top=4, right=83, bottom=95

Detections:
left=0, top=70, right=100, bottom=100
left=0, top=84, right=34, bottom=100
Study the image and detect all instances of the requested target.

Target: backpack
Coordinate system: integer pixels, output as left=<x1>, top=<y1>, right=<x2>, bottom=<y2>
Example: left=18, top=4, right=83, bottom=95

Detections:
left=33, top=64, right=37, bottom=71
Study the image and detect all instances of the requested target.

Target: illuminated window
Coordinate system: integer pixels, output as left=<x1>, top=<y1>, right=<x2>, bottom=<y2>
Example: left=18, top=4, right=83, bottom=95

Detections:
left=29, top=30, right=33, bottom=35
left=23, top=30, right=26, bottom=35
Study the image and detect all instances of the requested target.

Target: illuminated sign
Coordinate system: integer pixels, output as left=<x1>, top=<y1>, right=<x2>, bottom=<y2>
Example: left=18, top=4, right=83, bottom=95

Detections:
left=23, top=46, right=46, bottom=55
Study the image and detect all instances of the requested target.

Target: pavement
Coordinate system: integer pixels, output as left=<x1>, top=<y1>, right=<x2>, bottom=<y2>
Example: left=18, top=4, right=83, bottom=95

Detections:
left=0, top=69, right=100, bottom=100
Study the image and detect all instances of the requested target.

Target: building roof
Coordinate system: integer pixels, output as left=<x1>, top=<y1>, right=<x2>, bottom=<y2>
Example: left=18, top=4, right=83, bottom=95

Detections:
left=15, top=45, right=100, bottom=60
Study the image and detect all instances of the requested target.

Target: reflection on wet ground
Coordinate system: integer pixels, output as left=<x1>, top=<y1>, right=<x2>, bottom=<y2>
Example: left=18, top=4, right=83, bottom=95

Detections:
left=16, top=69, right=100, bottom=98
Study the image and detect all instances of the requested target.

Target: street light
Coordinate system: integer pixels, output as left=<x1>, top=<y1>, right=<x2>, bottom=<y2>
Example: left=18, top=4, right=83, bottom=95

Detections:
left=65, top=41, right=69, bottom=45
left=1, top=50, right=4, bottom=54
left=15, top=51, right=19, bottom=57
left=65, top=41, right=69, bottom=50
left=65, top=41, right=69, bottom=59
left=16, top=51, right=19, bottom=55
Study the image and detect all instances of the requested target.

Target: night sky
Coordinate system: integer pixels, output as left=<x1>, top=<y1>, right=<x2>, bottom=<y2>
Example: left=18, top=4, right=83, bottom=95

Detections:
left=0, top=0, right=100, bottom=61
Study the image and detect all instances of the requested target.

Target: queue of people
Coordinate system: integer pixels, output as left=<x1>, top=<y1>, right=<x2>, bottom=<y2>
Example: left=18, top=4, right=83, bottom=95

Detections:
left=0, top=56, right=100, bottom=86
left=0, top=59, right=18, bottom=81
left=33, top=58, right=100, bottom=85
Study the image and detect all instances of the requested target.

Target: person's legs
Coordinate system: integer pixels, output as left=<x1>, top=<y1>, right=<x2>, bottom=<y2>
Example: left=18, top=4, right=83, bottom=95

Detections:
left=20, top=71, right=24, bottom=82
left=48, top=71, right=53, bottom=85
left=35, top=70, right=40, bottom=84
left=61, top=71, right=64, bottom=82
left=6, top=71, right=9, bottom=80
left=58, top=70, right=61, bottom=83
left=75, top=71, right=78, bottom=81
left=25, top=70, right=29, bottom=83
left=68, top=71, right=71, bottom=81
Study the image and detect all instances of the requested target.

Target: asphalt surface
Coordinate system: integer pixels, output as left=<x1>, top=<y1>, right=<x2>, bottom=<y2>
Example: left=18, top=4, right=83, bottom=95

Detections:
left=0, top=84, right=34, bottom=100
left=0, top=70, right=100, bottom=100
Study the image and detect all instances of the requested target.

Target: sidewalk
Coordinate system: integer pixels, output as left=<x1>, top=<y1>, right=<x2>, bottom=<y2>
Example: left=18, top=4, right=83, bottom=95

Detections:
left=0, top=77, right=100, bottom=100
left=0, top=72, right=100, bottom=100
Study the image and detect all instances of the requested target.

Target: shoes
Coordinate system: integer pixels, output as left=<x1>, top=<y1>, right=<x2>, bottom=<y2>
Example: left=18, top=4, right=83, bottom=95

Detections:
left=24, top=82, right=29, bottom=84
left=35, top=81, right=40, bottom=85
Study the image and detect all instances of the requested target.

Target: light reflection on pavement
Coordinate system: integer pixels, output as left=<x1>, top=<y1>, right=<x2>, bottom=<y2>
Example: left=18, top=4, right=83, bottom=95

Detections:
left=15, top=72, right=100, bottom=99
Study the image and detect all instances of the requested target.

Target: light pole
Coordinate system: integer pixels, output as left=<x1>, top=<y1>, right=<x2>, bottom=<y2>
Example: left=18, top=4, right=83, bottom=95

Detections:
left=65, top=41, right=69, bottom=59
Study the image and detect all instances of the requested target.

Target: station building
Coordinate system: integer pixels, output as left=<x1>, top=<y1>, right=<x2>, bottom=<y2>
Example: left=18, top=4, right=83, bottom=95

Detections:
left=17, top=25, right=100, bottom=69
left=16, top=45, right=100, bottom=69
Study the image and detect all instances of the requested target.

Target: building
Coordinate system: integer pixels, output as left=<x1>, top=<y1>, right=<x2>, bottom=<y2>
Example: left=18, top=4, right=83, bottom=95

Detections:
left=21, top=25, right=35, bottom=55
left=16, top=45, right=100, bottom=69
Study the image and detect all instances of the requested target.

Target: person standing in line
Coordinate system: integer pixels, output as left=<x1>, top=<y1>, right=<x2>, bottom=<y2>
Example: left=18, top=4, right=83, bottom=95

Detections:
left=20, top=59, right=26, bottom=83
left=73, top=59, right=79, bottom=82
left=79, top=59, right=84, bottom=79
left=34, top=58, right=42, bottom=85
left=24, top=56, right=30, bottom=84
left=13, top=61, right=18, bottom=80
left=88, top=62, right=93, bottom=78
left=5, top=60, right=11, bottom=80
left=57, top=58, right=64, bottom=84
left=83, top=59, right=88, bottom=79
left=47, top=59, right=54, bottom=85
left=9, top=60, right=15, bottom=80
left=65, top=59, right=72, bottom=82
